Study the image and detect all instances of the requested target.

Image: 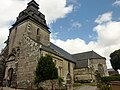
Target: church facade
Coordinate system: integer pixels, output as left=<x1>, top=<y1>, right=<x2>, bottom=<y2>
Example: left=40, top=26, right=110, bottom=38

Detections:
left=4, top=0, right=75, bottom=87
left=0, top=0, right=108, bottom=88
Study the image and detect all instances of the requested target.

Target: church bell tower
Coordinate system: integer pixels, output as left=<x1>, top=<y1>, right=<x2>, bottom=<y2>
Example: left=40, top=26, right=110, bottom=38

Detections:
left=8, top=0, right=50, bottom=54
left=5, top=0, right=51, bottom=87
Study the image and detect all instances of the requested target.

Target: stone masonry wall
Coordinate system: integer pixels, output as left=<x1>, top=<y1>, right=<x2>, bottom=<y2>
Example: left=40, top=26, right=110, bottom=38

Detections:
left=74, top=68, right=92, bottom=82
left=8, top=21, right=28, bottom=54
left=27, top=20, right=50, bottom=46
left=74, top=58, right=109, bottom=82
left=89, top=59, right=109, bottom=76
left=42, top=50, right=74, bottom=84
left=6, top=19, right=74, bottom=89
left=17, top=33, right=39, bottom=83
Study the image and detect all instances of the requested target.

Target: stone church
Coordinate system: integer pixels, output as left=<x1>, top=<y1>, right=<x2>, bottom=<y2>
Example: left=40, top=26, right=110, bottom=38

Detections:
left=73, top=51, right=109, bottom=82
left=0, top=0, right=108, bottom=88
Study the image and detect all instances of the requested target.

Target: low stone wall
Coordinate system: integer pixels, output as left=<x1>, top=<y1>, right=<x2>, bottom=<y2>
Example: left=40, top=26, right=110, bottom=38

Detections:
left=111, top=81, right=120, bottom=90
left=15, top=80, right=67, bottom=90
left=38, top=80, right=66, bottom=90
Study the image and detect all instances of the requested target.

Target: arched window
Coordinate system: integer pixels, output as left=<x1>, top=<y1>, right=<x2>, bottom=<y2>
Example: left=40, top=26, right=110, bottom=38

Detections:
left=7, top=68, right=14, bottom=86
left=98, top=64, right=104, bottom=76
left=37, top=28, right=40, bottom=35
left=54, top=60, right=56, bottom=65
left=36, top=28, right=40, bottom=41
left=59, top=66, right=62, bottom=77
left=68, top=62, right=70, bottom=73
left=66, top=73, right=72, bottom=84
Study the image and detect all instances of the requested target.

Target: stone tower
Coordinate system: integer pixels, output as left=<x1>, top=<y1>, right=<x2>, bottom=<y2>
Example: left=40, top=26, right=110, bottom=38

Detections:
left=5, top=0, right=51, bottom=87
left=8, top=0, right=50, bottom=54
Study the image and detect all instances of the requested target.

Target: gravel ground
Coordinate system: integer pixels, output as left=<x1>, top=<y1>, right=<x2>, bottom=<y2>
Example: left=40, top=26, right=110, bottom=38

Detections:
left=74, top=86, right=98, bottom=90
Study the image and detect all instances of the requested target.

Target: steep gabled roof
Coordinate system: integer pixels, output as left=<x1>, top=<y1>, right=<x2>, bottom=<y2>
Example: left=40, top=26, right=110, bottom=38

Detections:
left=72, top=51, right=106, bottom=69
left=28, top=37, right=75, bottom=63
left=75, top=60, right=88, bottom=69
left=41, top=44, right=75, bottom=63
left=72, top=51, right=105, bottom=61
left=50, top=43, right=75, bottom=63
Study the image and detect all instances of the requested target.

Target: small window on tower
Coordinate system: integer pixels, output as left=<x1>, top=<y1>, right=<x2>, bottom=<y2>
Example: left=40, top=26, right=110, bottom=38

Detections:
left=36, top=28, right=40, bottom=41
left=68, top=62, right=70, bottom=73
left=54, top=60, right=56, bottom=65
left=37, top=28, right=40, bottom=35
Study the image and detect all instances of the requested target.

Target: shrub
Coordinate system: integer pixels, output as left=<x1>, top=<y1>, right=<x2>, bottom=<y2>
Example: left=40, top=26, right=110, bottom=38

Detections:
left=34, top=54, right=58, bottom=89
left=99, top=76, right=120, bottom=90
left=101, top=76, right=120, bottom=83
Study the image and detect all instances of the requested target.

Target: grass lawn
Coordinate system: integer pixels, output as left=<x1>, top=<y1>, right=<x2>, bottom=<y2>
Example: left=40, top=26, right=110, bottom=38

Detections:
left=73, top=82, right=96, bottom=87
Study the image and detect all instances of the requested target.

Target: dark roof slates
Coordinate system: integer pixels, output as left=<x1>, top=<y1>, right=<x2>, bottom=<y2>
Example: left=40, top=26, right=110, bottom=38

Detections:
left=72, top=51, right=105, bottom=60
left=50, top=43, right=75, bottom=63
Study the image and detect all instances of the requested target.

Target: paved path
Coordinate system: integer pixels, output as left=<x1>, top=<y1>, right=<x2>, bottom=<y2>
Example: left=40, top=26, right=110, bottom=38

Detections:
left=1, top=86, right=98, bottom=90
left=0, top=87, right=23, bottom=90
left=74, top=86, right=98, bottom=90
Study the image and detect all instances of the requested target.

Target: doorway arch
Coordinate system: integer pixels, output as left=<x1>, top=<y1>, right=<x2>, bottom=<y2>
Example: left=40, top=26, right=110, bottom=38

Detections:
left=98, top=64, right=104, bottom=76
left=66, top=73, right=72, bottom=84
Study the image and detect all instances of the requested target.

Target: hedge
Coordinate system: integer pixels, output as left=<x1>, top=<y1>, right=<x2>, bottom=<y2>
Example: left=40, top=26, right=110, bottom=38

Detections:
left=101, top=76, right=120, bottom=83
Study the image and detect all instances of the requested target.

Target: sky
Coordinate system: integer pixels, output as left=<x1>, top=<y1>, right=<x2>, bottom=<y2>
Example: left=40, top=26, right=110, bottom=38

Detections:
left=0, top=0, right=120, bottom=69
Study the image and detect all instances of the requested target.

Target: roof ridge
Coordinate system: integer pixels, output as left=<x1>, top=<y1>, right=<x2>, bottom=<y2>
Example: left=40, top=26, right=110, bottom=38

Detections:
left=72, top=50, right=93, bottom=55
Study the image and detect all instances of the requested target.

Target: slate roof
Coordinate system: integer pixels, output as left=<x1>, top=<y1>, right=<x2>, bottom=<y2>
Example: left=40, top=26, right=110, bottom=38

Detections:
left=107, top=69, right=115, bottom=71
left=72, top=51, right=105, bottom=61
left=75, top=60, right=88, bottom=69
left=107, top=68, right=119, bottom=75
left=40, top=43, right=75, bottom=63
left=31, top=37, right=105, bottom=66
left=72, top=51, right=106, bottom=69
left=29, top=37, right=75, bottom=63
left=50, top=43, right=75, bottom=63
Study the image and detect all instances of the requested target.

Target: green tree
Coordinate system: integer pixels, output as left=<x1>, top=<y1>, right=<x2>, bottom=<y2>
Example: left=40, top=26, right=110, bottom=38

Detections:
left=110, top=49, right=120, bottom=71
left=34, top=54, right=58, bottom=88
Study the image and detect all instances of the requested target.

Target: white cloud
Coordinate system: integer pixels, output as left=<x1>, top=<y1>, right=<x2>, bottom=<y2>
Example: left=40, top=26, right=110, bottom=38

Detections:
left=0, top=0, right=27, bottom=25
left=0, top=0, right=73, bottom=25
left=95, top=12, right=112, bottom=24
left=50, top=32, right=59, bottom=40
left=38, top=0, right=73, bottom=24
left=71, top=21, right=81, bottom=29
left=95, top=21, right=120, bottom=46
left=51, top=12, right=120, bottom=69
left=51, top=38, right=98, bottom=54
left=113, top=0, right=120, bottom=6
left=67, top=20, right=82, bottom=31
left=0, top=27, right=9, bottom=51
left=0, top=0, right=73, bottom=51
